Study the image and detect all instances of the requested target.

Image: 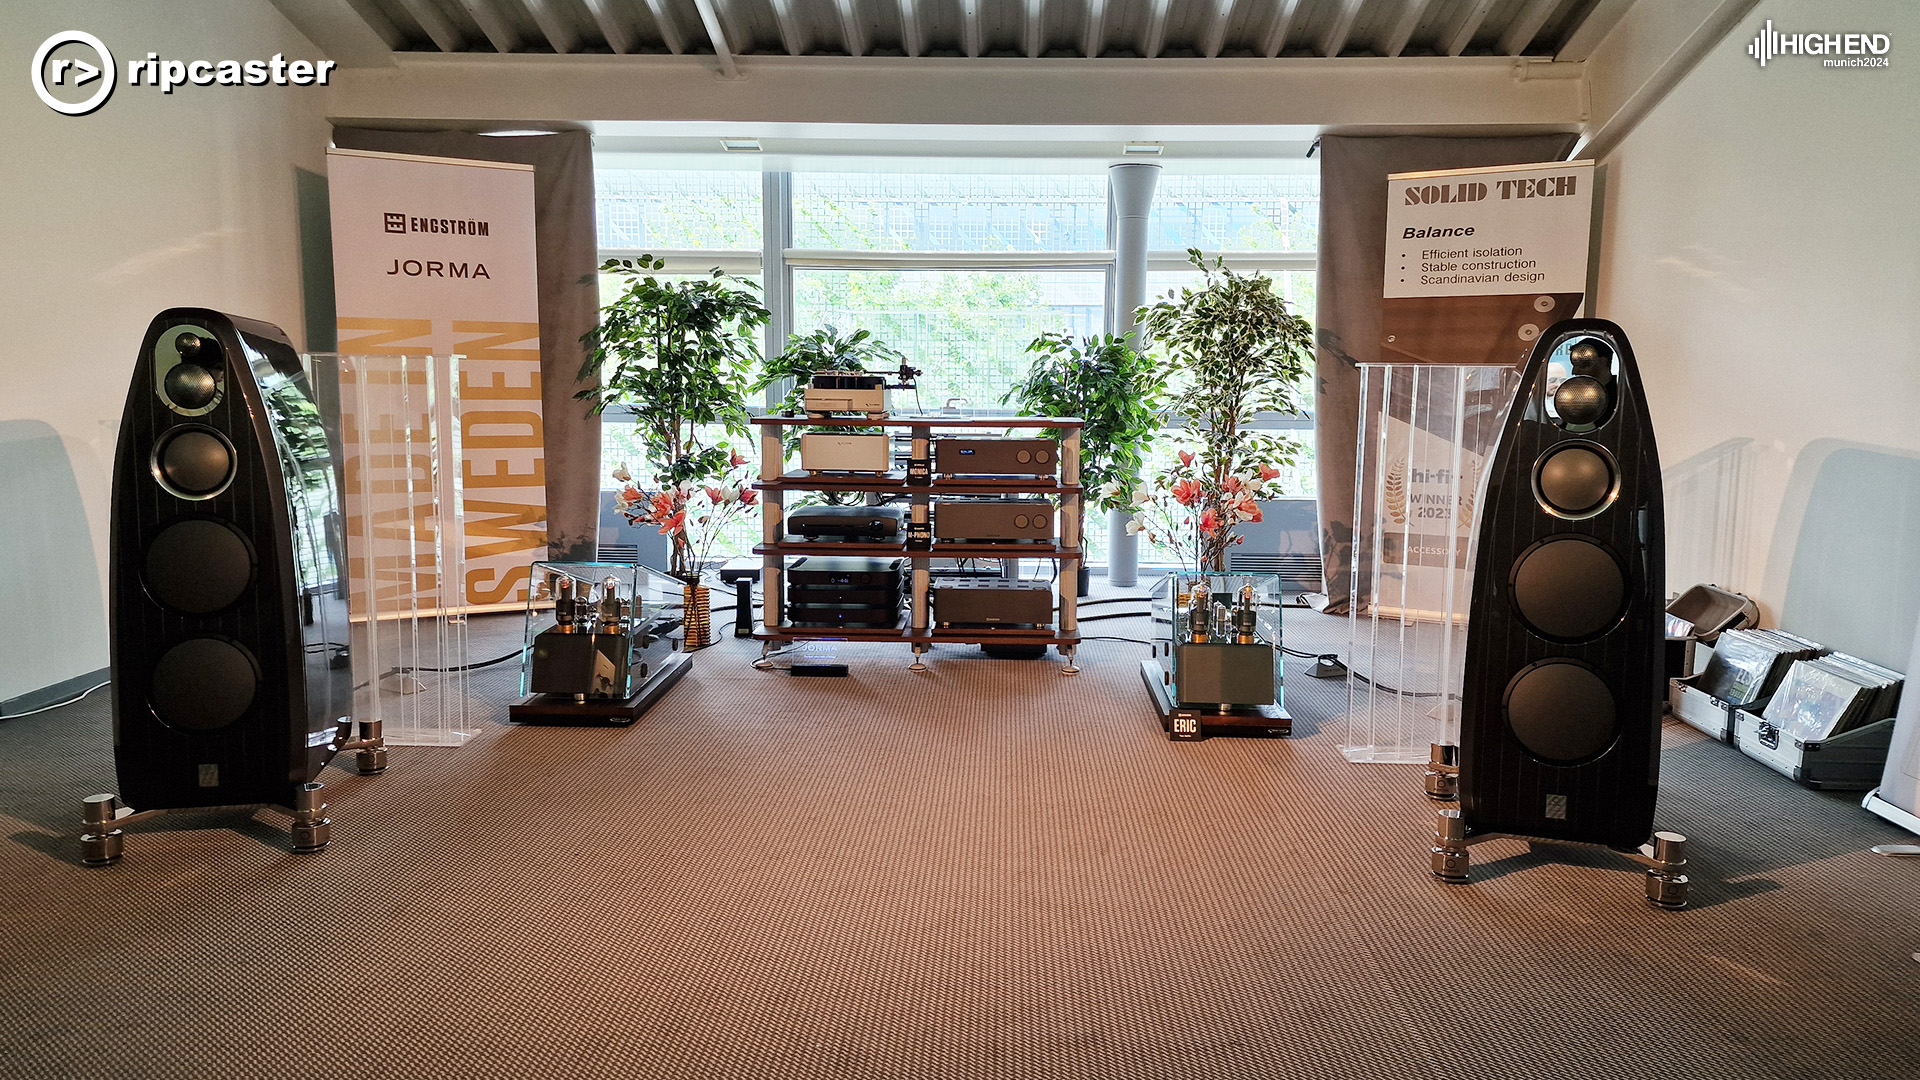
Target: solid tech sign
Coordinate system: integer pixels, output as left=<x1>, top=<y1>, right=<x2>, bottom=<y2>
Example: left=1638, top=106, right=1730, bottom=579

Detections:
left=30, top=30, right=335, bottom=117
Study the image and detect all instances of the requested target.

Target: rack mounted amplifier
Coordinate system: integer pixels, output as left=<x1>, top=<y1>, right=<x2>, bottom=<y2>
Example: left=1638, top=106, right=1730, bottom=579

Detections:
left=786, top=556, right=905, bottom=587
left=933, top=499, right=1054, bottom=542
left=789, top=504, right=905, bottom=540
left=800, top=432, right=891, bottom=473
left=934, top=437, right=1059, bottom=477
left=933, top=581, right=1054, bottom=628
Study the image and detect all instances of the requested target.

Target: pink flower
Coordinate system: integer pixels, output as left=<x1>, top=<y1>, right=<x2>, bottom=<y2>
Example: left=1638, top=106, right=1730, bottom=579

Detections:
left=658, top=511, right=686, bottom=536
left=704, top=485, right=725, bottom=504
left=739, top=488, right=758, bottom=505
left=1258, top=464, right=1281, bottom=482
left=1223, top=475, right=1243, bottom=494
left=1198, top=509, right=1219, bottom=534
left=729, top=450, right=748, bottom=468
left=1171, top=478, right=1203, bottom=507
left=1178, top=450, right=1195, bottom=467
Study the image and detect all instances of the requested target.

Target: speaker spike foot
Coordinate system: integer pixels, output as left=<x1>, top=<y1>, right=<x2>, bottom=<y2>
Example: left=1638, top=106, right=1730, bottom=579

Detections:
left=288, top=782, right=331, bottom=854
left=80, top=794, right=127, bottom=867
left=1423, top=743, right=1460, bottom=802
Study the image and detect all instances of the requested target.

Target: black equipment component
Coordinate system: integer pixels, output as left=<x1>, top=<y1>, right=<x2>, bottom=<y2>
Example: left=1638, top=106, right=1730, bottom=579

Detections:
left=789, top=504, right=906, bottom=540
left=1456, top=320, right=1666, bottom=851
left=933, top=498, right=1054, bottom=543
left=786, top=556, right=905, bottom=587
left=931, top=581, right=1054, bottom=629
left=933, top=437, right=1059, bottom=478
left=99, top=309, right=362, bottom=857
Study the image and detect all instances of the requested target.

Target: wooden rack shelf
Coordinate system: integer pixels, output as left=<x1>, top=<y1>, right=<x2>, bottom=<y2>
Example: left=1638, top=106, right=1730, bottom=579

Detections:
left=753, top=415, right=1085, bottom=672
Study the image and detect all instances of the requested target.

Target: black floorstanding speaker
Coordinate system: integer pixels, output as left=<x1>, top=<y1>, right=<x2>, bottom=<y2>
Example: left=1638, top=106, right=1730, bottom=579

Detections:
left=108, top=308, right=352, bottom=813
left=1458, top=319, right=1665, bottom=850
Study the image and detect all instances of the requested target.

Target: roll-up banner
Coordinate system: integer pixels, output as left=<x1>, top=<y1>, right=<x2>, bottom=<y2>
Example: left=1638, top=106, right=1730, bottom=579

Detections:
left=1382, top=159, right=1594, bottom=366
left=1369, top=160, right=1593, bottom=622
left=326, top=147, right=547, bottom=612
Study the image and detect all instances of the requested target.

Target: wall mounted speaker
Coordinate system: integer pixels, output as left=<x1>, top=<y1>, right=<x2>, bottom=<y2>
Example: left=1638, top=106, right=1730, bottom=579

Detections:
left=1458, top=319, right=1665, bottom=850
left=108, top=308, right=352, bottom=814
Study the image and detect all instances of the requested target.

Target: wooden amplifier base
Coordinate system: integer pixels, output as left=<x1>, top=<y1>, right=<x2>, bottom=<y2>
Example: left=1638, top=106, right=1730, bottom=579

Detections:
left=1141, top=660, right=1291, bottom=741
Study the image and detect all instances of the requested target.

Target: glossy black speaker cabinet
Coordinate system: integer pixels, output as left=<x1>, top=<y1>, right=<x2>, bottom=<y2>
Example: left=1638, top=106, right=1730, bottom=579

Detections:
left=1458, top=319, right=1665, bottom=850
left=109, top=309, right=351, bottom=812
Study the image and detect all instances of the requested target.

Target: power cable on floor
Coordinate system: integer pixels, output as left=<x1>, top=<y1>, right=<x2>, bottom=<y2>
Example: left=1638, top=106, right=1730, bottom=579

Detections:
left=2, top=680, right=111, bottom=719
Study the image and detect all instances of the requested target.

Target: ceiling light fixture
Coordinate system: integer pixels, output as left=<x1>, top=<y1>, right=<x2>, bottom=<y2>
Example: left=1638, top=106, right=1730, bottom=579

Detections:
left=479, top=129, right=557, bottom=137
left=1122, top=142, right=1164, bottom=155
left=720, top=138, right=763, bottom=152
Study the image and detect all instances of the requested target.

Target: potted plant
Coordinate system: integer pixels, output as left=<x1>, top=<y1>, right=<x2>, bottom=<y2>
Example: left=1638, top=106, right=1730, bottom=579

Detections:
left=1001, top=331, right=1166, bottom=588
left=753, top=325, right=910, bottom=505
left=580, top=254, right=769, bottom=645
left=1131, top=249, right=1314, bottom=572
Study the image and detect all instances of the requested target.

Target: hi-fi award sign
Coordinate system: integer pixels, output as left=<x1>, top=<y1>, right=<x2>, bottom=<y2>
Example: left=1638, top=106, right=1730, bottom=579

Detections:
left=327, top=147, right=547, bottom=611
left=1381, top=160, right=1593, bottom=366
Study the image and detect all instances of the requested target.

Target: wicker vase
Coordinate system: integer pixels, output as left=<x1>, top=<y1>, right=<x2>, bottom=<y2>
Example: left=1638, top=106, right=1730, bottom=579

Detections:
left=681, top=581, right=711, bottom=652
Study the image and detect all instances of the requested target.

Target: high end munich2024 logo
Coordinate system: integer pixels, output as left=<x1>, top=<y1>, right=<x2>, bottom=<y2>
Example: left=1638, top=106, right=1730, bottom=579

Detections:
left=30, top=30, right=336, bottom=116
left=1747, top=20, right=1892, bottom=68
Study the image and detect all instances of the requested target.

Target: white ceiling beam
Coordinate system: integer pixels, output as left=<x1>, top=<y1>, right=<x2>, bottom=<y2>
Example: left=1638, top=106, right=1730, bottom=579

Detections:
left=455, top=0, right=523, bottom=52
left=1260, top=0, right=1303, bottom=57
left=1083, top=0, right=1107, bottom=58
left=264, top=0, right=399, bottom=66
left=393, top=0, right=466, bottom=51
left=1555, top=0, right=1637, bottom=62
left=1439, top=0, right=1496, bottom=56
left=894, top=0, right=921, bottom=56
left=520, top=0, right=581, bottom=53
left=767, top=0, right=807, bottom=54
left=833, top=0, right=868, bottom=56
left=640, top=0, right=688, bottom=53
left=579, top=0, right=636, bottom=53
left=689, top=0, right=741, bottom=76
left=961, top=1, right=982, bottom=58
left=1025, top=0, right=1046, bottom=59
left=1380, top=0, right=1434, bottom=58
left=1497, top=0, right=1559, bottom=56
left=1142, top=0, right=1172, bottom=59
left=330, top=52, right=1586, bottom=128
left=1577, top=0, right=1763, bottom=159
left=1316, top=0, right=1365, bottom=57
left=1200, top=0, right=1237, bottom=59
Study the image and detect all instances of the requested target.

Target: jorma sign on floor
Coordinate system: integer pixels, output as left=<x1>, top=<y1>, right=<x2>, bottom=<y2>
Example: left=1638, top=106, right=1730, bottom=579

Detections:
left=327, top=147, right=547, bottom=611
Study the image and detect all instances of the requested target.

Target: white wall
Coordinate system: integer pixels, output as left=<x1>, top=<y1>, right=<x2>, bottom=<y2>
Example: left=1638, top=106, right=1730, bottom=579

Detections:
left=0, top=2, right=332, bottom=702
left=1595, top=0, right=1920, bottom=666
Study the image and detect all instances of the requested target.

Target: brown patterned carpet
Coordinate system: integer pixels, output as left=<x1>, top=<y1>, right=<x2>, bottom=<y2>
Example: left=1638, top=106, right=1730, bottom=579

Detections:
left=1, top=604, right=1917, bottom=1080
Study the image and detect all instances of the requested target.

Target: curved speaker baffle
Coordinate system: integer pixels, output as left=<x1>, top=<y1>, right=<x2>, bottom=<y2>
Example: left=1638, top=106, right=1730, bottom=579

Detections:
left=98, top=307, right=375, bottom=865
left=1442, top=318, right=1689, bottom=909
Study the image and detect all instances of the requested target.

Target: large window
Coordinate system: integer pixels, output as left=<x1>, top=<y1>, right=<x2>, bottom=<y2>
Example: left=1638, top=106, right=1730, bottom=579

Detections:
left=594, top=164, right=1320, bottom=568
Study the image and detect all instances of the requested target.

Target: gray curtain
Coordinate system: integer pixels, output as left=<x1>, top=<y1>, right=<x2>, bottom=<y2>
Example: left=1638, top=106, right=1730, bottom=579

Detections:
left=330, top=127, right=602, bottom=562
left=1314, top=133, right=1579, bottom=613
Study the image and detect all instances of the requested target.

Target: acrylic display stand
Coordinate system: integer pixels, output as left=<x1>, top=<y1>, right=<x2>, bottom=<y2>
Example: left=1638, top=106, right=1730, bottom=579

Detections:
left=1341, top=363, right=1520, bottom=764
left=320, top=352, right=476, bottom=748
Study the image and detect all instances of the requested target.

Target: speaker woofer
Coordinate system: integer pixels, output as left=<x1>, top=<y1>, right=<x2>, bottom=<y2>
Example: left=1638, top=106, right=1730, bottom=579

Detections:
left=1504, top=658, right=1619, bottom=765
left=152, top=426, right=236, bottom=500
left=143, top=519, right=256, bottom=614
left=1533, top=442, right=1618, bottom=519
left=1510, top=534, right=1627, bottom=642
left=150, top=637, right=261, bottom=731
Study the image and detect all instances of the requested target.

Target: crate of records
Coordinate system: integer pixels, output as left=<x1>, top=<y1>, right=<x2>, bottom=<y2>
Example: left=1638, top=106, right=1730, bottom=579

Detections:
left=1671, top=627, right=1903, bottom=790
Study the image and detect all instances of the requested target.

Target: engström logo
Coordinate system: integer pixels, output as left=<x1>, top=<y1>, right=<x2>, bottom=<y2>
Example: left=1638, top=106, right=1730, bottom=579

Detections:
left=29, top=30, right=337, bottom=116
left=1748, top=19, right=1891, bottom=68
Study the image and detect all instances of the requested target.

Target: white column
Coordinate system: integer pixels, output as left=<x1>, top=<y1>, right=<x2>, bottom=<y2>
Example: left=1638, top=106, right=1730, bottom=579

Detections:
left=1105, top=162, right=1159, bottom=588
